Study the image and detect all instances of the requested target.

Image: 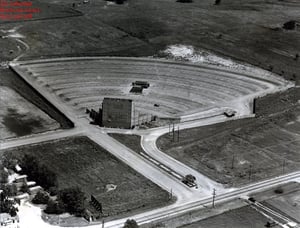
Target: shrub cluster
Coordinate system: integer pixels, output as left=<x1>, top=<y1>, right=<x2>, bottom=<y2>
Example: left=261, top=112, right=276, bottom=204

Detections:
left=20, top=154, right=57, bottom=190
left=44, top=187, right=86, bottom=216
left=32, top=190, right=50, bottom=204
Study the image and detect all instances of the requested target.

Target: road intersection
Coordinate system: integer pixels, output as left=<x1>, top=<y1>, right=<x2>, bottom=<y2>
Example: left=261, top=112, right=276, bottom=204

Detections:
left=0, top=58, right=298, bottom=227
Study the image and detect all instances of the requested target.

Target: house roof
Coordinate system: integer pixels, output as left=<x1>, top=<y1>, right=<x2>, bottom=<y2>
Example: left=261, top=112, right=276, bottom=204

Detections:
left=0, top=213, right=15, bottom=222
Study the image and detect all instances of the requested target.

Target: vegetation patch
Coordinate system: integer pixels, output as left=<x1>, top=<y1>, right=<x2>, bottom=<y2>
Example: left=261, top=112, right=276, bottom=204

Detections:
left=1, top=136, right=171, bottom=219
left=0, top=85, right=60, bottom=140
left=157, top=88, right=300, bottom=187
left=109, top=133, right=142, bottom=153
left=181, top=206, right=274, bottom=228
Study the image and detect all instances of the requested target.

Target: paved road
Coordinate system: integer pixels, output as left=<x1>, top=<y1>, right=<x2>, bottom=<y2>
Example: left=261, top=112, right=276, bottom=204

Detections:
left=3, top=62, right=200, bottom=203
left=2, top=58, right=298, bottom=228
left=0, top=127, right=83, bottom=150
left=104, top=171, right=300, bottom=228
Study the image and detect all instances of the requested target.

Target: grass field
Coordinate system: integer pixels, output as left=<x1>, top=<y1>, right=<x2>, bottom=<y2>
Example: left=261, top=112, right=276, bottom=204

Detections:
left=0, top=0, right=81, bottom=26
left=157, top=88, right=300, bottom=187
left=0, top=86, right=59, bottom=139
left=1, top=136, right=171, bottom=219
left=0, top=69, right=73, bottom=130
left=109, top=133, right=142, bottom=153
left=251, top=182, right=300, bottom=223
left=47, top=0, right=300, bottom=81
left=0, top=0, right=298, bottom=137
left=0, top=0, right=298, bottom=82
left=264, top=189, right=300, bottom=222
left=182, top=205, right=279, bottom=228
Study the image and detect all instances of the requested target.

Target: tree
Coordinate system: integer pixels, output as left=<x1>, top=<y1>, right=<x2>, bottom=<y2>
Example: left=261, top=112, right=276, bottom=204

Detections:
left=2, top=156, right=18, bottom=171
left=0, top=168, right=8, bottom=184
left=2, top=184, right=18, bottom=197
left=57, top=187, right=86, bottom=216
left=0, top=191, right=18, bottom=216
left=20, top=154, right=57, bottom=190
left=37, top=165, right=57, bottom=190
left=32, top=190, right=50, bottom=204
left=283, top=20, right=296, bottom=30
left=48, top=186, right=58, bottom=196
left=44, top=199, right=65, bottom=215
left=123, top=219, right=139, bottom=228
left=214, top=0, right=221, bottom=5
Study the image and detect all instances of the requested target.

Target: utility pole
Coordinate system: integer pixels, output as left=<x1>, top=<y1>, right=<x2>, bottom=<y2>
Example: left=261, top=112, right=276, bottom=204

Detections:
left=212, top=188, right=216, bottom=208
left=169, top=122, right=171, bottom=136
left=172, top=123, right=175, bottom=142
left=249, top=164, right=252, bottom=181
left=282, top=159, right=286, bottom=174
left=177, top=126, right=180, bottom=142
left=231, top=153, right=235, bottom=169
left=102, top=219, right=105, bottom=228
left=169, top=188, right=173, bottom=200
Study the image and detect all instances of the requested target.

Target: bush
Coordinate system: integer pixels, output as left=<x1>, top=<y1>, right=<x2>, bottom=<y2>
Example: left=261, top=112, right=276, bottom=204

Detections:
left=2, top=156, right=18, bottom=171
left=0, top=169, right=8, bottom=184
left=2, top=184, right=18, bottom=197
left=44, top=199, right=65, bottom=215
left=124, top=219, right=139, bottom=228
left=57, top=187, right=86, bottom=216
left=283, top=20, right=296, bottom=30
left=20, top=155, right=57, bottom=190
left=48, top=186, right=58, bottom=196
left=32, top=190, right=50, bottom=204
left=0, top=191, right=18, bottom=217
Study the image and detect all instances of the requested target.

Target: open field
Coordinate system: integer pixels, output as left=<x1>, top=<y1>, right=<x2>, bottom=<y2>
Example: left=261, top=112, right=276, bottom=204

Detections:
left=0, top=14, right=152, bottom=61
left=84, top=0, right=300, bottom=82
left=0, top=68, right=74, bottom=130
left=182, top=205, right=280, bottom=228
left=0, top=0, right=82, bottom=61
left=1, top=136, right=171, bottom=219
left=157, top=87, right=300, bottom=187
left=109, top=133, right=142, bottom=153
left=251, top=182, right=300, bottom=223
left=0, top=0, right=81, bottom=25
left=264, top=190, right=300, bottom=223
left=0, top=86, right=59, bottom=140
left=1, top=0, right=297, bottom=81
left=10, top=57, right=290, bottom=123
